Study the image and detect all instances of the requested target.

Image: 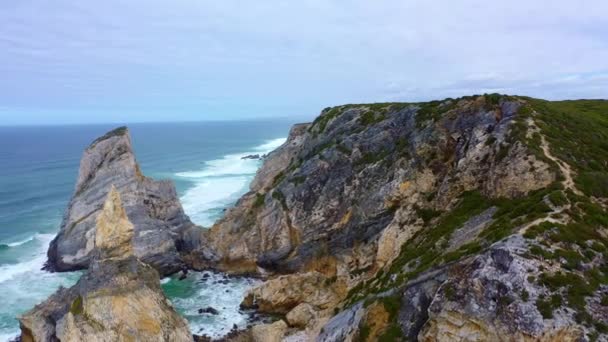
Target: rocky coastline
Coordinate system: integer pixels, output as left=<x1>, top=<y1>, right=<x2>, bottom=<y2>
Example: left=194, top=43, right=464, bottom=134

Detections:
left=19, top=95, right=608, bottom=341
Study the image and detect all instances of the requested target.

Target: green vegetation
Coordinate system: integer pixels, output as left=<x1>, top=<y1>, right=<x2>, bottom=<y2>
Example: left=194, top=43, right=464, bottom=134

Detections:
left=414, top=206, right=442, bottom=224
left=380, top=295, right=401, bottom=320
left=528, top=99, right=608, bottom=198
left=548, top=190, right=568, bottom=207
left=253, top=193, right=266, bottom=208
left=272, top=190, right=288, bottom=211
left=336, top=143, right=352, bottom=155
left=309, top=106, right=343, bottom=133
left=601, top=294, right=608, bottom=306
left=290, top=175, right=306, bottom=186
left=521, top=289, right=529, bottom=302
left=272, top=171, right=286, bottom=187
left=359, top=110, right=386, bottom=126
left=70, top=295, right=84, bottom=315
left=89, top=126, right=128, bottom=148
left=536, top=296, right=554, bottom=319
left=355, top=149, right=390, bottom=167
left=377, top=324, right=404, bottom=341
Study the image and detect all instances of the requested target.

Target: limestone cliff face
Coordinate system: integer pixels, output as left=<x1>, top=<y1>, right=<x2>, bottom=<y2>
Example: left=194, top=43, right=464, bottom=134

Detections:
left=20, top=188, right=192, bottom=342
left=46, top=127, right=196, bottom=276
left=204, top=96, right=554, bottom=275
left=200, top=96, right=608, bottom=341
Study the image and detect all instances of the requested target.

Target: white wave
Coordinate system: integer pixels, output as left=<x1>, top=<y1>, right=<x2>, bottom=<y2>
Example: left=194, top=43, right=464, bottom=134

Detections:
left=0, top=234, right=54, bottom=283
left=2, top=233, right=54, bottom=248
left=176, top=138, right=286, bottom=227
left=0, top=233, right=80, bottom=340
left=253, top=137, right=287, bottom=152
left=0, top=332, right=19, bottom=342
left=162, top=271, right=260, bottom=339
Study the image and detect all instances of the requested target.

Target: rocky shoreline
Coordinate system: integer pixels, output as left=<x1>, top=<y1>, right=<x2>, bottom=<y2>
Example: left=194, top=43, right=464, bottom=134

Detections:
left=18, top=95, right=608, bottom=341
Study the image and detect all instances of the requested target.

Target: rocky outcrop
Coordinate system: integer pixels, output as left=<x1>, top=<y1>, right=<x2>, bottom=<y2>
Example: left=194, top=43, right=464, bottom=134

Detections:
left=418, top=237, right=585, bottom=342
left=202, top=96, right=554, bottom=275
left=46, top=126, right=198, bottom=276
left=242, top=271, right=346, bottom=314
left=20, top=187, right=192, bottom=342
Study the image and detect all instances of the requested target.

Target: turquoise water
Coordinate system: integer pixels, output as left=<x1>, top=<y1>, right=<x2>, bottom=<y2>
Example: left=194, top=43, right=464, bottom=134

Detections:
left=0, top=120, right=294, bottom=340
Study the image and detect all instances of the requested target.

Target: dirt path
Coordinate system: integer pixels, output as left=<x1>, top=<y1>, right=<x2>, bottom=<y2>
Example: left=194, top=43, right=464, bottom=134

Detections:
left=518, top=117, right=581, bottom=234
left=526, top=116, right=582, bottom=196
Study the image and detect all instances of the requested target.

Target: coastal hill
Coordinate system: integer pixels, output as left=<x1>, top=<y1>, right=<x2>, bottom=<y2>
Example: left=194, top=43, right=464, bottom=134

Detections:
left=31, top=94, right=608, bottom=341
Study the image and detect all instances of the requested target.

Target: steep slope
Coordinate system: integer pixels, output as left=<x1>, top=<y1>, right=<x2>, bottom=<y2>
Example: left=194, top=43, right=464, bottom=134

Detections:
left=203, top=95, right=554, bottom=274
left=46, top=127, right=197, bottom=276
left=193, top=95, right=608, bottom=341
left=21, top=187, right=192, bottom=341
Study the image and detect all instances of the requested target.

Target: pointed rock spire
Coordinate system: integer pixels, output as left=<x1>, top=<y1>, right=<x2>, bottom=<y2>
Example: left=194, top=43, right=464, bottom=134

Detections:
left=95, top=185, right=134, bottom=260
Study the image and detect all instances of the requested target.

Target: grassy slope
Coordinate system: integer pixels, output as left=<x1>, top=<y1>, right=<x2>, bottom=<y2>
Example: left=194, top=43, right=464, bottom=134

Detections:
left=333, top=95, right=608, bottom=340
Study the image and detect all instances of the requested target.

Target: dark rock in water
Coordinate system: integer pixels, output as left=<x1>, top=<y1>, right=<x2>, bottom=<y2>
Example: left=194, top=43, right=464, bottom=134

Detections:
left=45, top=126, right=200, bottom=276
left=198, top=307, right=219, bottom=315
left=241, top=154, right=261, bottom=160
left=178, top=272, right=188, bottom=281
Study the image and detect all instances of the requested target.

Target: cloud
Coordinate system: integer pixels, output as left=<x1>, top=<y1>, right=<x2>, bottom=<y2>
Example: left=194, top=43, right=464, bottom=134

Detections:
left=0, top=0, right=606, bottom=124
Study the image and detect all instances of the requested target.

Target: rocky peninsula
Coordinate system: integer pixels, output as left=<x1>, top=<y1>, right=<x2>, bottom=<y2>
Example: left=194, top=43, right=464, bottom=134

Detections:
left=25, top=95, right=607, bottom=341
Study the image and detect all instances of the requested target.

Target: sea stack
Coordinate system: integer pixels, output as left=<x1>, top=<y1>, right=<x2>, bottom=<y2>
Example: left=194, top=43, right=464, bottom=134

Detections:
left=20, top=187, right=193, bottom=342
left=46, top=126, right=197, bottom=276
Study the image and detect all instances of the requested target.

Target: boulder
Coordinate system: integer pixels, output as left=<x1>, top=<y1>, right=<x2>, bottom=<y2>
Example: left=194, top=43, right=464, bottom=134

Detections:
left=250, top=320, right=288, bottom=342
left=242, top=272, right=345, bottom=314
left=286, top=303, right=317, bottom=328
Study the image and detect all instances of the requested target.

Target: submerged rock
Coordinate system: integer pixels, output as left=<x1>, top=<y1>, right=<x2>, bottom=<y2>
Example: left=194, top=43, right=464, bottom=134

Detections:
left=20, top=187, right=192, bottom=341
left=46, top=126, right=197, bottom=276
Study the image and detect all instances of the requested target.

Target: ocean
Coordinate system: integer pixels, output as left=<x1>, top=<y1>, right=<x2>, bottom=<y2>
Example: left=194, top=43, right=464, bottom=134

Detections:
left=0, top=119, right=296, bottom=340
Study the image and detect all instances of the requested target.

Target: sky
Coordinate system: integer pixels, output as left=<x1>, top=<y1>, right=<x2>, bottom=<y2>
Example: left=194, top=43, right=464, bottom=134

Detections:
left=0, top=0, right=607, bottom=125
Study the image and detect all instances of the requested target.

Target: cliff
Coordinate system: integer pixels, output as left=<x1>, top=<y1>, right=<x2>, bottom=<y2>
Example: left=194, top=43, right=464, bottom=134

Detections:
left=26, top=95, right=608, bottom=341
left=46, top=126, right=198, bottom=276
left=197, top=95, right=608, bottom=341
left=21, top=187, right=192, bottom=341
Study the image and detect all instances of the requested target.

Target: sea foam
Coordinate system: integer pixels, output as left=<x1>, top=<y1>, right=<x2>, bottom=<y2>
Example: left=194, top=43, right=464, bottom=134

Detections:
left=177, top=137, right=286, bottom=227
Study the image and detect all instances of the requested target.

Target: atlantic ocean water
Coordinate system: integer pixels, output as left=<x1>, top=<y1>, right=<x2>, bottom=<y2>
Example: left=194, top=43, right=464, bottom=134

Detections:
left=0, top=119, right=296, bottom=340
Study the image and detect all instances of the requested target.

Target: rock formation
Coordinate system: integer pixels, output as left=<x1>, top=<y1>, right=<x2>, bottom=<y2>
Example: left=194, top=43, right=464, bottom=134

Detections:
left=196, top=95, right=608, bottom=341
left=203, top=97, right=555, bottom=275
left=46, top=126, right=198, bottom=276
left=20, top=187, right=192, bottom=342
left=23, top=95, right=608, bottom=341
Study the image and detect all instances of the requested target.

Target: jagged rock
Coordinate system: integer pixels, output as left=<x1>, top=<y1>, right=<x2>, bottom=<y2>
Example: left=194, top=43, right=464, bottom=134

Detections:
left=94, top=185, right=134, bottom=260
left=46, top=126, right=197, bottom=276
left=242, top=272, right=346, bottom=314
left=286, top=303, right=317, bottom=328
left=20, top=189, right=192, bottom=342
left=250, top=320, right=288, bottom=342
left=418, top=236, right=585, bottom=341
left=203, top=97, right=555, bottom=275
left=198, top=307, right=219, bottom=315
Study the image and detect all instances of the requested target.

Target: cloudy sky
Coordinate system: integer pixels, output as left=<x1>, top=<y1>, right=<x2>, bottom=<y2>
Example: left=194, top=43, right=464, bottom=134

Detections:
left=0, top=0, right=607, bottom=125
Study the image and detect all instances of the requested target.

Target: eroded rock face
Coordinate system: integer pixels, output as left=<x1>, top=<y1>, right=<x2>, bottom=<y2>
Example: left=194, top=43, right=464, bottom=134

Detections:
left=242, top=271, right=346, bottom=314
left=203, top=97, right=555, bottom=276
left=20, top=188, right=192, bottom=342
left=418, top=237, right=585, bottom=342
left=46, top=127, right=197, bottom=276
